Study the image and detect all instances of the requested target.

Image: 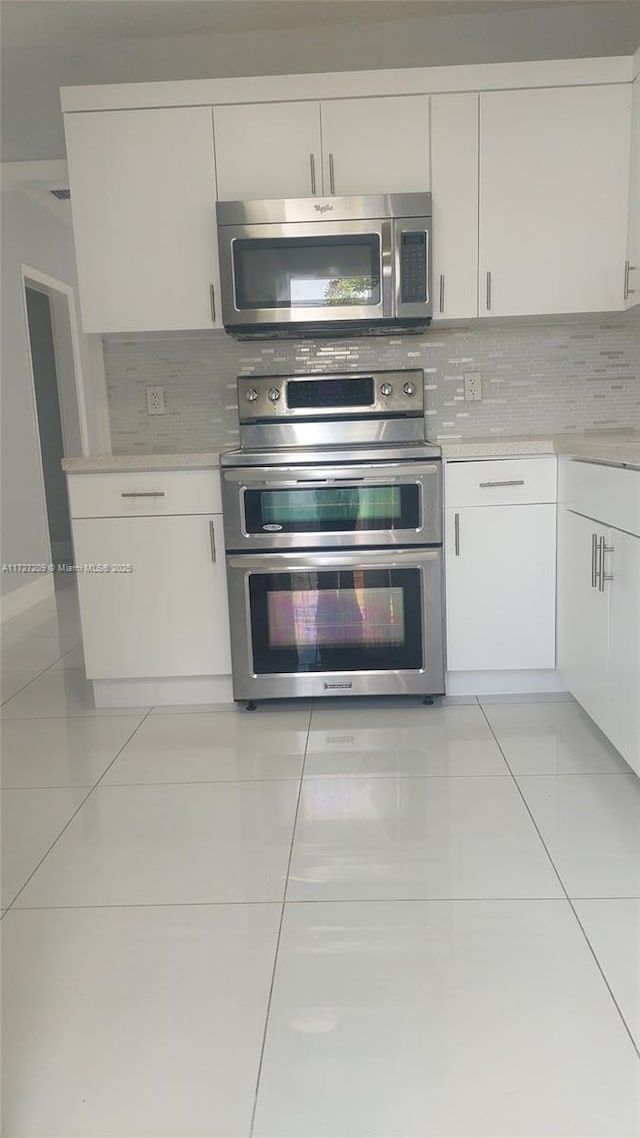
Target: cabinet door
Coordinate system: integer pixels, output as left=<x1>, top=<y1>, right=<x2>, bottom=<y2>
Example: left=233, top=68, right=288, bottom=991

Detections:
left=320, top=96, right=430, bottom=196
left=65, top=107, right=221, bottom=333
left=214, top=101, right=321, bottom=200
left=72, top=515, right=231, bottom=679
left=557, top=509, right=609, bottom=726
left=479, top=85, right=631, bottom=317
left=445, top=504, right=556, bottom=671
left=431, top=93, right=478, bottom=320
left=604, top=528, right=640, bottom=773
left=626, top=76, right=640, bottom=308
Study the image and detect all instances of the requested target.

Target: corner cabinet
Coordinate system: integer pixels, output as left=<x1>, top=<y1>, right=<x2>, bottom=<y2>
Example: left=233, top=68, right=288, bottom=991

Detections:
left=479, top=85, right=631, bottom=317
left=557, top=459, right=640, bottom=775
left=67, top=470, right=231, bottom=680
left=445, top=457, right=557, bottom=672
left=64, top=107, right=223, bottom=333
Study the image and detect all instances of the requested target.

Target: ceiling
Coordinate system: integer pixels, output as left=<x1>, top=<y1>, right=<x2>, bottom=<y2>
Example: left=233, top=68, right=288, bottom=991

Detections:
left=2, top=0, right=639, bottom=162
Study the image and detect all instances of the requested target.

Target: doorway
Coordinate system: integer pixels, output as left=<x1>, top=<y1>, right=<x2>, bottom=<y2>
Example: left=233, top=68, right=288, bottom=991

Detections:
left=22, top=274, right=84, bottom=578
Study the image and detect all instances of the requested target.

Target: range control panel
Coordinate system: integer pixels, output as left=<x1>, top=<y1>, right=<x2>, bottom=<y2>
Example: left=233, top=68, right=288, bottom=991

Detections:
left=237, top=370, right=424, bottom=421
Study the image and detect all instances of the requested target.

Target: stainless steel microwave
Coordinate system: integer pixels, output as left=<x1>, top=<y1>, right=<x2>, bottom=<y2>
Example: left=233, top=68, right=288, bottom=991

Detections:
left=216, top=193, right=432, bottom=339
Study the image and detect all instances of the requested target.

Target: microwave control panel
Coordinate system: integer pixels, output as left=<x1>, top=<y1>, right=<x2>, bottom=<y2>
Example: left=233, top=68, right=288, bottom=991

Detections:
left=400, top=232, right=428, bottom=304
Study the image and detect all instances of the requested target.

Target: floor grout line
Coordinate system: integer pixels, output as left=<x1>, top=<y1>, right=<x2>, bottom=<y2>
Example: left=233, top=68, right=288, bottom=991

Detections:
left=478, top=703, right=640, bottom=1062
left=2, top=708, right=154, bottom=912
left=249, top=704, right=313, bottom=1137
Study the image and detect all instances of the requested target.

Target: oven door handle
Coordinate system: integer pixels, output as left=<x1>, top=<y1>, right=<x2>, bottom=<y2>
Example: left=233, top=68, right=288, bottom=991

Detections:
left=227, top=548, right=441, bottom=571
left=224, top=463, right=440, bottom=485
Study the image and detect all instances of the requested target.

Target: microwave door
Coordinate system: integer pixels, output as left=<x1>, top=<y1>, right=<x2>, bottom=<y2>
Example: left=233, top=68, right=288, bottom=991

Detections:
left=220, top=219, right=389, bottom=328
left=394, top=217, right=433, bottom=321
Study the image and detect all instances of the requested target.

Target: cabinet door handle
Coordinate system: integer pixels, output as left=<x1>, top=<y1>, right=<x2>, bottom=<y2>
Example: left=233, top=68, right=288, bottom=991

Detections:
left=591, top=532, right=599, bottom=588
left=121, top=491, right=165, bottom=498
left=454, top=512, right=460, bottom=556
left=486, top=271, right=492, bottom=311
left=210, top=284, right=216, bottom=323
left=209, top=519, right=217, bottom=564
left=439, top=273, right=445, bottom=314
left=624, top=260, right=636, bottom=300
left=309, top=153, right=317, bottom=194
left=478, top=480, right=525, bottom=489
left=329, top=153, right=336, bottom=195
left=598, top=535, right=614, bottom=591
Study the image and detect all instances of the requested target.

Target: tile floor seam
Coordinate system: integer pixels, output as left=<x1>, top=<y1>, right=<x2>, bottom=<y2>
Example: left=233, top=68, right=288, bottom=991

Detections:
left=249, top=704, right=313, bottom=1138
left=0, top=637, right=83, bottom=708
left=478, top=701, right=640, bottom=1063
left=3, top=708, right=154, bottom=912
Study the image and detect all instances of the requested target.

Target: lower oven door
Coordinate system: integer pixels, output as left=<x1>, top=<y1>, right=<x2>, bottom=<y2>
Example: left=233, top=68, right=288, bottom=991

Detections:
left=226, top=547, right=444, bottom=701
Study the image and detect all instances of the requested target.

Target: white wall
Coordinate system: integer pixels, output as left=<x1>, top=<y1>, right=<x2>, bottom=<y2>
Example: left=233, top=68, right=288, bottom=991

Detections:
left=0, top=190, right=106, bottom=597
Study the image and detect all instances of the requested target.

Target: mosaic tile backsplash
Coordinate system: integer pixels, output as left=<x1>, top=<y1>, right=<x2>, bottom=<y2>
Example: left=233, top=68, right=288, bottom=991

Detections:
left=105, top=320, right=640, bottom=453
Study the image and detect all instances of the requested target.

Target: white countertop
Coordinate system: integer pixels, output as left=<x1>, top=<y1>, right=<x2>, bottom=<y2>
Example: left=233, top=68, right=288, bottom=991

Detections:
left=62, top=433, right=640, bottom=474
left=439, top=433, right=640, bottom=470
left=62, top=451, right=225, bottom=473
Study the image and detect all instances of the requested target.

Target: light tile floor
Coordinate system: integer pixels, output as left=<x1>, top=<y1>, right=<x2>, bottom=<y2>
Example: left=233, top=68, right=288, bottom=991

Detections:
left=1, top=584, right=639, bottom=1137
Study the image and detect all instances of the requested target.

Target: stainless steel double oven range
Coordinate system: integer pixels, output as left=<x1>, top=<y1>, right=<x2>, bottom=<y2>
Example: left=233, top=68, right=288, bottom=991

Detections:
left=220, top=370, right=445, bottom=705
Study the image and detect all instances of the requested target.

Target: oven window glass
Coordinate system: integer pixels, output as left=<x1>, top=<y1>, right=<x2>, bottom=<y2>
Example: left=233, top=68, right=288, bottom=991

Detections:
left=249, top=568, right=422, bottom=673
left=232, top=235, right=381, bottom=310
left=244, top=484, right=420, bottom=534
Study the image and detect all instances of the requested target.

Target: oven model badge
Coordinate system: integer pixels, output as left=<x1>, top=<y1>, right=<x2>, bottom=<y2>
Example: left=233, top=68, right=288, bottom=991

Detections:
left=262, top=523, right=283, bottom=531
left=324, top=682, right=353, bottom=690
left=314, top=203, right=334, bottom=213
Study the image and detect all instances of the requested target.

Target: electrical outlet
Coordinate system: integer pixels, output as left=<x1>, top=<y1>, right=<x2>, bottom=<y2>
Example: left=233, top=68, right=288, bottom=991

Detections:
left=464, top=372, right=482, bottom=401
left=146, top=385, right=166, bottom=415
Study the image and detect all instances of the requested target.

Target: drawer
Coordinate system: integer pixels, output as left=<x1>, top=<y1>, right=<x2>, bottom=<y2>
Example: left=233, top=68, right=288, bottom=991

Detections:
left=67, top=469, right=222, bottom=518
left=558, top=457, right=640, bottom=538
left=445, top=456, right=557, bottom=507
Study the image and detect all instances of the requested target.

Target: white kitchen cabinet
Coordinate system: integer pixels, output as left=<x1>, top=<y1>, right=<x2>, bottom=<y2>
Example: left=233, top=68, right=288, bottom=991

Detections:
left=214, top=101, right=322, bottom=201
left=626, top=76, right=640, bottom=308
left=479, top=85, right=631, bottom=316
left=430, top=93, right=478, bottom=320
left=320, top=96, right=430, bottom=196
left=64, top=107, right=222, bottom=333
left=605, top=527, right=640, bottom=772
left=71, top=508, right=231, bottom=681
left=556, top=508, right=609, bottom=730
left=557, top=458, right=640, bottom=776
left=445, top=502, right=556, bottom=672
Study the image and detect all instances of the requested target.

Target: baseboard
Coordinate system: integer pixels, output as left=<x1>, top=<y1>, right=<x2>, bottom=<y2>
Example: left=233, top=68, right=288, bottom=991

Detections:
left=92, top=674, right=234, bottom=708
left=446, top=669, right=567, bottom=696
left=0, top=573, right=54, bottom=623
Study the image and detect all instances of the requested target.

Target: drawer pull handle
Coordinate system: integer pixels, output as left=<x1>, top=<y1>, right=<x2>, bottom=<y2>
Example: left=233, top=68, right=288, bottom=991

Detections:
left=486, top=270, right=492, bottom=311
left=598, top=536, right=614, bottom=592
left=439, top=273, right=445, bottom=314
left=209, top=519, right=217, bottom=563
left=478, top=480, right=525, bottom=489
left=454, top=512, right=460, bottom=556
left=121, top=491, right=166, bottom=498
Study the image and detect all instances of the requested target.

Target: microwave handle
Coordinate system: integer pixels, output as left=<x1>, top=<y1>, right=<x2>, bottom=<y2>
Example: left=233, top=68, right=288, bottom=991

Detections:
left=381, top=219, right=394, bottom=318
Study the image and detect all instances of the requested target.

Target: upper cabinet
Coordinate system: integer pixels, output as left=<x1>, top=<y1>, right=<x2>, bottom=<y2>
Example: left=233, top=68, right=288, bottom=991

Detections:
left=320, top=96, right=430, bottom=196
left=478, top=85, right=631, bottom=317
left=214, top=95, right=430, bottom=202
left=430, top=93, right=478, bottom=320
left=626, top=76, right=640, bottom=308
left=65, top=107, right=222, bottom=333
left=214, top=101, right=322, bottom=200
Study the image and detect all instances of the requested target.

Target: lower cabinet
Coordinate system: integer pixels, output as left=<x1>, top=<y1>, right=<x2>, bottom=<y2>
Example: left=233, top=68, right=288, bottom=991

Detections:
left=445, top=502, right=556, bottom=671
left=558, top=504, right=640, bottom=775
left=68, top=470, right=231, bottom=680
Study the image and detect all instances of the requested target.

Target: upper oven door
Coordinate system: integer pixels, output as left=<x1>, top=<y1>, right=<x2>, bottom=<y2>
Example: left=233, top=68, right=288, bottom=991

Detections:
left=218, top=219, right=392, bottom=329
left=222, top=461, right=442, bottom=550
